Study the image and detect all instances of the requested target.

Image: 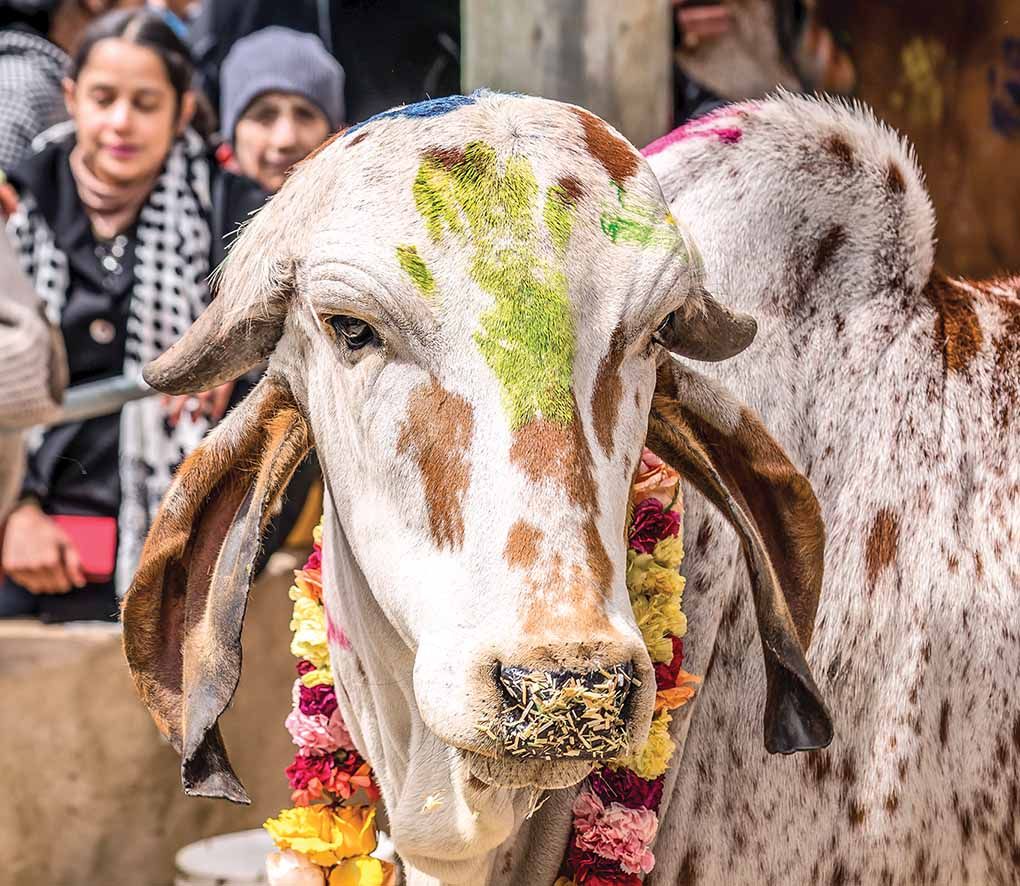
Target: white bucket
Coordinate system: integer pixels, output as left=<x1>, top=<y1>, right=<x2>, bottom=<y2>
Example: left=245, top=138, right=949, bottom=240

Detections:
left=175, top=829, right=273, bottom=886
left=174, top=829, right=398, bottom=885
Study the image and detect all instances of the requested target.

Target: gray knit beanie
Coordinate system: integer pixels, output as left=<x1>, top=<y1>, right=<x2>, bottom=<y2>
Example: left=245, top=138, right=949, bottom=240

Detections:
left=220, top=27, right=346, bottom=143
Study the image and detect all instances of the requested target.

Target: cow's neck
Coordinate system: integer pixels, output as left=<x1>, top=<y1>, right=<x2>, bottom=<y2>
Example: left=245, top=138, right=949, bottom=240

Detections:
left=320, top=508, right=580, bottom=885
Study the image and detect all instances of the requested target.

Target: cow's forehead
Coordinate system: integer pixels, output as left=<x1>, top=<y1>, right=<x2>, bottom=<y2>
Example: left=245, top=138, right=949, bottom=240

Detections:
left=292, top=92, right=688, bottom=428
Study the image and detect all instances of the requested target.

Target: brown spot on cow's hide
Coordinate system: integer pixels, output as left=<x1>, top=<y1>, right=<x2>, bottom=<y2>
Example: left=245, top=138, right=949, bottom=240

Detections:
left=571, top=107, right=639, bottom=183
left=934, top=697, right=950, bottom=746
left=504, top=520, right=543, bottom=570
left=591, top=324, right=626, bottom=457
left=813, top=225, right=848, bottom=277
left=806, top=749, right=832, bottom=783
left=348, top=129, right=370, bottom=147
left=886, top=161, right=907, bottom=194
left=848, top=799, right=867, bottom=828
left=947, top=554, right=960, bottom=573
left=923, top=271, right=984, bottom=374
left=829, top=859, right=848, bottom=886
left=865, top=507, right=900, bottom=584
left=582, top=517, right=612, bottom=594
left=1013, top=713, right=1020, bottom=752
left=822, top=133, right=856, bottom=170
left=397, top=377, right=474, bottom=549
left=423, top=145, right=466, bottom=169
left=557, top=174, right=585, bottom=204
left=885, top=791, right=900, bottom=814
left=303, top=130, right=346, bottom=162
left=677, top=846, right=700, bottom=886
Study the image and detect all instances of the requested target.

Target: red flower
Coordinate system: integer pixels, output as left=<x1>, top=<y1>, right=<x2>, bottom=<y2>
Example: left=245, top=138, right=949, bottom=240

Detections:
left=628, top=498, right=680, bottom=554
left=305, top=549, right=322, bottom=572
left=589, top=767, right=664, bottom=811
left=299, top=682, right=338, bottom=717
left=295, top=660, right=316, bottom=676
left=566, top=844, right=642, bottom=884
left=654, top=637, right=685, bottom=690
left=285, top=751, right=335, bottom=791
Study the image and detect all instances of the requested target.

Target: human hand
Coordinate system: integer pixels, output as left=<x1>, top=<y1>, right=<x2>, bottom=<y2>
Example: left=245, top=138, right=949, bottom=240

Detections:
left=674, top=0, right=734, bottom=50
left=162, top=380, right=235, bottom=428
left=2, top=502, right=86, bottom=594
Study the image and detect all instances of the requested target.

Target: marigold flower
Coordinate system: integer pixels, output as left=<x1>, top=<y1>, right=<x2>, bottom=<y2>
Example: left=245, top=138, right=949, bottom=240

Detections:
left=291, top=596, right=330, bottom=668
left=328, top=856, right=390, bottom=886
left=651, top=534, right=684, bottom=570
left=264, top=804, right=378, bottom=866
left=612, top=710, right=675, bottom=780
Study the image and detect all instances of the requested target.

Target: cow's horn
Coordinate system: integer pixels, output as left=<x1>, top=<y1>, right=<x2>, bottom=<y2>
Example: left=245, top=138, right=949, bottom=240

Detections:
left=143, top=294, right=289, bottom=395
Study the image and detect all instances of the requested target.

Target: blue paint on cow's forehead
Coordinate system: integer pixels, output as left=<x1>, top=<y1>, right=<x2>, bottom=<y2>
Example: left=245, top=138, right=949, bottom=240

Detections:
left=345, top=93, right=485, bottom=138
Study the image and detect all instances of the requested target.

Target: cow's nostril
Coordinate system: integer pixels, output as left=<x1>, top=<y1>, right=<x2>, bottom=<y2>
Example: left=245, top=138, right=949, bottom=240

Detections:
left=495, top=662, right=636, bottom=760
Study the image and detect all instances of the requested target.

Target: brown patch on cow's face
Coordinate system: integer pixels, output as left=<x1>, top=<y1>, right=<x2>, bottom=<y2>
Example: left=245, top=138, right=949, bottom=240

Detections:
left=814, top=225, right=848, bottom=277
left=423, top=145, right=466, bottom=169
left=822, top=133, right=856, bottom=170
left=571, top=107, right=639, bottom=183
left=886, top=161, right=907, bottom=194
left=591, top=324, right=627, bottom=457
left=923, top=271, right=984, bottom=374
left=505, top=520, right=543, bottom=570
left=865, top=507, right=900, bottom=584
left=510, top=415, right=597, bottom=509
left=397, top=377, right=474, bottom=549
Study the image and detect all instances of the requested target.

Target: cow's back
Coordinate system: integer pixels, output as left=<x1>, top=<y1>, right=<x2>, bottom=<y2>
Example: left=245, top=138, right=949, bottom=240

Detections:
left=646, top=96, right=1020, bottom=885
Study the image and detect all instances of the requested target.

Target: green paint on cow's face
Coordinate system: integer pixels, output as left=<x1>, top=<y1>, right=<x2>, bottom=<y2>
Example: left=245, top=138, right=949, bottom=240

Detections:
left=600, top=183, right=683, bottom=252
left=412, top=141, right=576, bottom=429
left=396, top=244, right=435, bottom=296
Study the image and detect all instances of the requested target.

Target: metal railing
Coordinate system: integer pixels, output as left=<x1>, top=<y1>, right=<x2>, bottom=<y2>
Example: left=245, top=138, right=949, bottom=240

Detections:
left=48, top=374, right=156, bottom=426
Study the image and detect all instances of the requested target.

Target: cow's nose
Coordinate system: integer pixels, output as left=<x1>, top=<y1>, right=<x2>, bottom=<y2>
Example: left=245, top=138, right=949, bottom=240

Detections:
left=495, top=662, right=636, bottom=760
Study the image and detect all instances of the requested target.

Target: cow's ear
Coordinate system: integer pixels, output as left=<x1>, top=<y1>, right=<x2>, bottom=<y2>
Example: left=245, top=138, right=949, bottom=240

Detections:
left=121, top=377, right=312, bottom=802
left=647, top=355, right=833, bottom=754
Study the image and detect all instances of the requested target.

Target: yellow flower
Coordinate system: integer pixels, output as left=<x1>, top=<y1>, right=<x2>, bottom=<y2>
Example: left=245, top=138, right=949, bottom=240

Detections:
left=625, top=550, right=655, bottom=595
left=613, top=709, right=675, bottom=779
left=328, top=857, right=390, bottom=886
left=313, top=521, right=323, bottom=546
left=554, top=879, right=577, bottom=886
left=300, top=664, right=334, bottom=688
left=651, top=534, right=684, bottom=570
left=631, top=593, right=687, bottom=661
left=291, top=596, right=330, bottom=668
left=641, top=562, right=685, bottom=601
left=264, top=805, right=378, bottom=866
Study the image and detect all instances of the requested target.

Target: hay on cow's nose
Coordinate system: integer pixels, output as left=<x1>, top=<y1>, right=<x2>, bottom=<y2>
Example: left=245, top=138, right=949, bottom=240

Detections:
left=493, top=667, right=636, bottom=760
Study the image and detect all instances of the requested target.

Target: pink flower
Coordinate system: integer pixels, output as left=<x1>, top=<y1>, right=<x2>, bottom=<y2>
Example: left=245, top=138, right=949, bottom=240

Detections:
left=628, top=498, right=680, bottom=554
left=631, top=449, right=680, bottom=507
left=285, top=707, right=353, bottom=753
left=589, top=767, right=664, bottom=811
left=299, top=682, right=338, bottom=718
left=305, top=549, right=322, bottom=572
left=285, top=751, right=335, bottom=792
left=572, top=791, right=658, bottom=874
left=296, top=660, right=316, bottom=676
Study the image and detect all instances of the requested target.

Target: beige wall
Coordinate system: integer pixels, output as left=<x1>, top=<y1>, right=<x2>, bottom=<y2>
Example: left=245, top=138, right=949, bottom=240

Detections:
left=0, top=551, right=303, bottom=886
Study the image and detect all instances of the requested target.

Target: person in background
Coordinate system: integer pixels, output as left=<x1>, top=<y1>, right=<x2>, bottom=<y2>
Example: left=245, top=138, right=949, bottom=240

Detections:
left=0, top=8, right=264, bottom=622
left=216, top=25, right=343, bottom=563
left=0, top=0, right=143, bottom=173
left=218, top=26, right=345, bottom=194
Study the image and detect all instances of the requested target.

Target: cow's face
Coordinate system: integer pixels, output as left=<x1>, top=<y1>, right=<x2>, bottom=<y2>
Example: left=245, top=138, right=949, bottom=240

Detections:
left=121, top=94, right=829, bottom=811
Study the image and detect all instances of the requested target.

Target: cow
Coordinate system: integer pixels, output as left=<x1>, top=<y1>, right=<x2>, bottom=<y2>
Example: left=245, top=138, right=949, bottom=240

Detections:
left=644, top=93, right=1020, bottom=885
left=120, top=91, right=833, bottom=885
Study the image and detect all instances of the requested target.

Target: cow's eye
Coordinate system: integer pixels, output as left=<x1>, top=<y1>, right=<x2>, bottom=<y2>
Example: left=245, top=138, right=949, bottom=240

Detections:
left=653, top=312, right=675, bottom=340
left=328, top=315, right=378, bottom=350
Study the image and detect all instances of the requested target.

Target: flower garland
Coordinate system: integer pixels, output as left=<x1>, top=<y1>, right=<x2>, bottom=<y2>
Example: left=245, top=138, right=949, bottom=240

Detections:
left=554, top=449, right=699, bottom=886
left=264, top=522, right=394, bottom=886
left=265, top=447, right=696, bottom=885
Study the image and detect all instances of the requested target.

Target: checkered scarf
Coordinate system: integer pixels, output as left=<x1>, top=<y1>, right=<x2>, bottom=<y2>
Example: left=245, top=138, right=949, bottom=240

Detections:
left=6, top=123, right=214, bottom=595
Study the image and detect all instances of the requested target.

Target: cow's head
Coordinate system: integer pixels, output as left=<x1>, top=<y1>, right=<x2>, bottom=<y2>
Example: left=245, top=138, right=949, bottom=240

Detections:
left=122, top=93, right=831, bottom=814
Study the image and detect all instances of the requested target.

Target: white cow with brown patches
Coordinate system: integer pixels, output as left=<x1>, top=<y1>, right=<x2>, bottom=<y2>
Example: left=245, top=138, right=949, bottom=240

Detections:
left=645, top=94, right=1020, bottom=885
left=121, top=92, right=833, bottom=885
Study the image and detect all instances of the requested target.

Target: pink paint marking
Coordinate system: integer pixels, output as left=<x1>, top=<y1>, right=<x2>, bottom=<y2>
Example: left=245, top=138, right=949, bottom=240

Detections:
left=642, top=101, right=758, bottom=157
left=325, top=607, right=351, bottom=650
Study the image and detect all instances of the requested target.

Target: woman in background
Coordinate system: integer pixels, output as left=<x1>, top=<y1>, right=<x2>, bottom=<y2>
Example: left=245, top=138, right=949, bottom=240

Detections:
left=0, top=9, right=263, bottom=622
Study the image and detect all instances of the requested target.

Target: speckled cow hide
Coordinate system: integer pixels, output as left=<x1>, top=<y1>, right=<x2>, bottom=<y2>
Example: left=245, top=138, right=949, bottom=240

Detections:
left=646, top=94, right=1020, bottom=885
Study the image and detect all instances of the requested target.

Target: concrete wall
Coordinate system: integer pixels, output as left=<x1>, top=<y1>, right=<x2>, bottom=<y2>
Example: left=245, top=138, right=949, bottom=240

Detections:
left=0, top=551, right=303, bottom=886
